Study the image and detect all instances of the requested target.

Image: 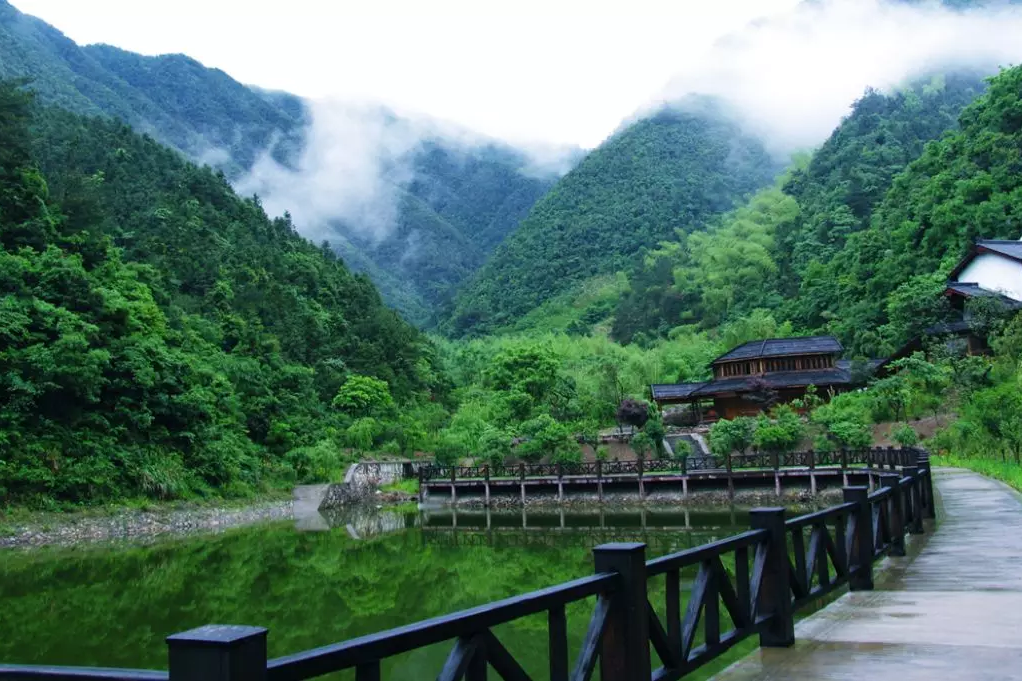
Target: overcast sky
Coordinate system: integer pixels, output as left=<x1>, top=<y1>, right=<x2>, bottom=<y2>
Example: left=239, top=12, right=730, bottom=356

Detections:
left=10, top=0, right=803, bottom=148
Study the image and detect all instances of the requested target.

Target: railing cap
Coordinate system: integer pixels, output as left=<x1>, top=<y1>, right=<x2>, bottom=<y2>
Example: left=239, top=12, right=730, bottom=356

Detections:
left=593, top=542, right=646, bottom=554
left=166, top=625, right=267, bottom=646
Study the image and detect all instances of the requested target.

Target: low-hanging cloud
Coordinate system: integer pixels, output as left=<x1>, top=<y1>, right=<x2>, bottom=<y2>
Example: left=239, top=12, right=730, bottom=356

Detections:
left=237, top=0, right=1022, bottom=250
left=234, top=100, right=424, bottom=244
left=234, top=99, right=577, bottom=248
left=654, top=0, right=1022, bottom=154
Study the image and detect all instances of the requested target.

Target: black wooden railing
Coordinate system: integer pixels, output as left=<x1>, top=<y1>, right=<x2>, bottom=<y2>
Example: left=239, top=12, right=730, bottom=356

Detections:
left=0, top=461, right=936, bottom=681
left=420, top=446, right=924, bottom=483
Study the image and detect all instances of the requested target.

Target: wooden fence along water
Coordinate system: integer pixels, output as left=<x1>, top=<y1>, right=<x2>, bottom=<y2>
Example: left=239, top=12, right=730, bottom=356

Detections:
left=418, top=446, right=927, bottom=505
left=0, top=451, right=936, bottom=681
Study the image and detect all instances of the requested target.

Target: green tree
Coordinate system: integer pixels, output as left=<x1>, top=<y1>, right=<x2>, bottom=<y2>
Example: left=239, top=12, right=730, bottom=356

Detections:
left=709, top=417, right=757, bottom=456
left=332, top=375, right=395, bottom=418
left=753, top=405, right=806, bottom=454
left=891, top=424, right=920, bottom=447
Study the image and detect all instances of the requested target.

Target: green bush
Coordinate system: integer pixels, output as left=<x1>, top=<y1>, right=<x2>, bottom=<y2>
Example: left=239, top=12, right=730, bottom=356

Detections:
left=891, top=424, right=919, bottom=447
left=709, top=417, right=756, bottom=456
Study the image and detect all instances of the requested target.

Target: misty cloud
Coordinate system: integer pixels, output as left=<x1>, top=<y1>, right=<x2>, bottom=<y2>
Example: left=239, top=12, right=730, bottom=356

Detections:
left=234, top=100, right=424, bottom=244
left=235, top=99, right=577, bottom=245
left=655, top=0, right=1022, bottom=154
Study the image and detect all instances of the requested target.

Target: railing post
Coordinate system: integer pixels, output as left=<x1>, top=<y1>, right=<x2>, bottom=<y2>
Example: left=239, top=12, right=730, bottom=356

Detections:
left=880, top=473, right=906, bottom=556
left=593, top=543, right=651, bottom=681
left=597, top=460, right=604, bottom=503
left=637, top=457, right=645, bottom=500
left=749, top=508, right=794, bottom=647
left=519, top=463, right=526, bottom=507
left=450, top=465, right=457, bottom=505
left=418, top=467, right=425, bottom=504
left=902, top=466, right=924, bottom=534
left=808, top=450, right=817, bottom=497
left=557, top=463, right=564, bottom=503
left=726, top=451, right=734, bottom=500
left=842, top=486, right=874, bottom=591
left=484, top=465, right=491, bottom=508
left=917, top=449, right=937, bottom=520
left=168, top=625, right=267, bottom=681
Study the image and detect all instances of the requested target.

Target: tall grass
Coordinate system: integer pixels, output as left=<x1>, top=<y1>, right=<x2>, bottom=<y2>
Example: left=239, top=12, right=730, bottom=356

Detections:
left=934, top=453, right=1022, bottom=493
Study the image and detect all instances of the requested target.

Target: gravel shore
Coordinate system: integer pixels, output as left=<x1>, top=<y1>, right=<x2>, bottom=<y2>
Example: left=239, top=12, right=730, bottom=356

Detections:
left=0, top=500, right=294, bottom=550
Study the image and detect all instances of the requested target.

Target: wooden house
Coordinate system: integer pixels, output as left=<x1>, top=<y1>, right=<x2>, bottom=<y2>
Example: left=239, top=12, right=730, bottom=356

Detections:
left=881, top=239, right=1022, bottom=368
left=651, top=336, right=875, bottom=422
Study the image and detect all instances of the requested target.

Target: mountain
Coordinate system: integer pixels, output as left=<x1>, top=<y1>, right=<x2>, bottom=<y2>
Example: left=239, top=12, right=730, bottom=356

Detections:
left=0, top=0, right=305, bottom=173
left=0, top=0, right=569, bottom=325
left=777, top=71, right=991, bottom=285
left=0, top=81, right=446, bottom=505
left=443, top=98, right=780, bottom=337
left=324, top=138, right=564, bottom=326
left=606, top=70, right=992, bottom=346
left=794, top=64, right=1022, bottom=355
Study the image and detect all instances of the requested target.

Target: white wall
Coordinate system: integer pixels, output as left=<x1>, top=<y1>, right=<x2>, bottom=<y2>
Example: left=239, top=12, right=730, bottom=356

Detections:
left=957, top=253, right=1022, bottom=302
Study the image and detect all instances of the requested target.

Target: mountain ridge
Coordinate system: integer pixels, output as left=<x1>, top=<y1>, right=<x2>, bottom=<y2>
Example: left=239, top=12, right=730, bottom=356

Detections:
left=0, top=0, right=571, bottom=325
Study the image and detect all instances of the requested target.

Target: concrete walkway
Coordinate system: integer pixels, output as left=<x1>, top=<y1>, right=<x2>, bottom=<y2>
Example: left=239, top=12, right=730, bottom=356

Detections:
left=712, top=468, right=1022, bottom=680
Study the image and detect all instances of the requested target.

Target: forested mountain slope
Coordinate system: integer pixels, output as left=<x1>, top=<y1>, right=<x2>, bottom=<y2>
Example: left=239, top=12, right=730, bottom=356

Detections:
left=610, top=71, right=992, bottom=346
left=0, top=82, right=445, bottom=506
left=0, top=0, right=568, bottom=325
left=795, top=65, right=1022, bottom=355
left=443, top=99, right=780, bottom=337
left=330, top=140, right=562, bottom=326
left=0, top=0, right=305, bottom=172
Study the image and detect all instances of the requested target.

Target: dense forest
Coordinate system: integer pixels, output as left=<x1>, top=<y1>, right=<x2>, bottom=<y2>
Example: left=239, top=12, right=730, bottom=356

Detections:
left=611, top=72, right=991, bottom=348
left=0, top=83, right=447, bottom=506
left=4, top=0, right=1022, bottom=509
left=442, top=99, right=780, bottom=337
left=325, top=137, right=564, bottom=326
left=0, top=0, right=568, bottom=325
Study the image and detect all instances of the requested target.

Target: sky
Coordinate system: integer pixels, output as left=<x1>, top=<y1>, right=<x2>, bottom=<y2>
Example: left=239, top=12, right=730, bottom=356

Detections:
left=9, top=0, right=804, bottom=148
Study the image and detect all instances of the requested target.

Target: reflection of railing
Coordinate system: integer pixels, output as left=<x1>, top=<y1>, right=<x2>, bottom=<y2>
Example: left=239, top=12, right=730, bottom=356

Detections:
left=0, top=463, right=935, bottom=681
left=420, top=447, right=925, bottom=483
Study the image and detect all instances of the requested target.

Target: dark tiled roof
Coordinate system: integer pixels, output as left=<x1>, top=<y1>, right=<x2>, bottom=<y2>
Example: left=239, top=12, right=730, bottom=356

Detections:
left=946, top=282, right=994, bottom=297
left=651, top=368, right=859, bottom=402
left=651, top=382, right=708, bottom=401
left=691, top=368, right=853, bottom=398
left=978, top=240, right=1022, bottom=261
left=944, top=282, right=1022, bottom=309
left=713, top=336, right=843, bottom=364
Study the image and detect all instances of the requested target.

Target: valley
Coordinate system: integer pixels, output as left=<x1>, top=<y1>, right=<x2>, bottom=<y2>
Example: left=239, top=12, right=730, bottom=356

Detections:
left=1, top=0, right=1021, bottom=521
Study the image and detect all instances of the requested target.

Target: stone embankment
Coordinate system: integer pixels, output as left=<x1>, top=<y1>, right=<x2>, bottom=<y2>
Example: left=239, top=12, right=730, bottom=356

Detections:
left=1, top=500, right=293, bottom=550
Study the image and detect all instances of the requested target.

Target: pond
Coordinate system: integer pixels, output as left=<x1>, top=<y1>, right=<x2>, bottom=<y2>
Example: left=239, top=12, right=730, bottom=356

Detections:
left=0, top=505, right=764, bottom=680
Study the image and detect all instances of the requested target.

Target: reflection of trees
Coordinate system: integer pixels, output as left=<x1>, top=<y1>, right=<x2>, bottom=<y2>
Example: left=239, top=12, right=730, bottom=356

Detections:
left=0, top=513, right=744, bottom=680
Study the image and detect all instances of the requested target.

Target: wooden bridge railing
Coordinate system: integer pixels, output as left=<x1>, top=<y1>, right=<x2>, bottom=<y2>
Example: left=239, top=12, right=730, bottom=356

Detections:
left=0, top=462, right=935, bottom=681
left=419, top=446, right=925, bottom=484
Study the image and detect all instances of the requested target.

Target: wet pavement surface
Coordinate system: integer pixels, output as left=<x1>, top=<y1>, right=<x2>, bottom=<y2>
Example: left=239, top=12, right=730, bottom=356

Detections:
left=712, top=469, right=1022, bottom=680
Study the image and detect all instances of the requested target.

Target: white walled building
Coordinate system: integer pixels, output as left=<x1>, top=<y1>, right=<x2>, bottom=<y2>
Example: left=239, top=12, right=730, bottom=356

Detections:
left=948, top=239, right=1022, bottom=304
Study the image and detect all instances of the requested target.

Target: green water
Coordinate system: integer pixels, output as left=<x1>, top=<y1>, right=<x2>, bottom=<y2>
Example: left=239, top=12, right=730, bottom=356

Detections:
left=0, top=506, right=754, bottom=680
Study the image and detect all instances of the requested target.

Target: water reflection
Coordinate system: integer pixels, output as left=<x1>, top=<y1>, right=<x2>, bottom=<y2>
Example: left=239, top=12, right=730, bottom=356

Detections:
left=1, top=504, right=750, bottom=679
left=306, top=504, right=752, bottom=557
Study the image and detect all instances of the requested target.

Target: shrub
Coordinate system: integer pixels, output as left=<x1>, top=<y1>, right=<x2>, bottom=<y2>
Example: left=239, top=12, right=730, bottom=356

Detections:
left=709, top=417, right=756, bottom=456
left=891, top=423, right=919, bottom=447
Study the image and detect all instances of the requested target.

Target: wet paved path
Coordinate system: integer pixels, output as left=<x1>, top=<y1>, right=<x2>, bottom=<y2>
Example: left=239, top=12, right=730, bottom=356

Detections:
left=712, top=468, right=1022, bottom=680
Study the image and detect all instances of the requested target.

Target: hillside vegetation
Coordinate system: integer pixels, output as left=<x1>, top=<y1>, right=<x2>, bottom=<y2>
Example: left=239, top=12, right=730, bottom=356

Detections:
left=0, top=0, right=566, bottom=325
left=0, top=84, right=444, bottom=506
left=443, top=100, right=779, bottom=337
left=611, top=71, right=992, bottom=350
